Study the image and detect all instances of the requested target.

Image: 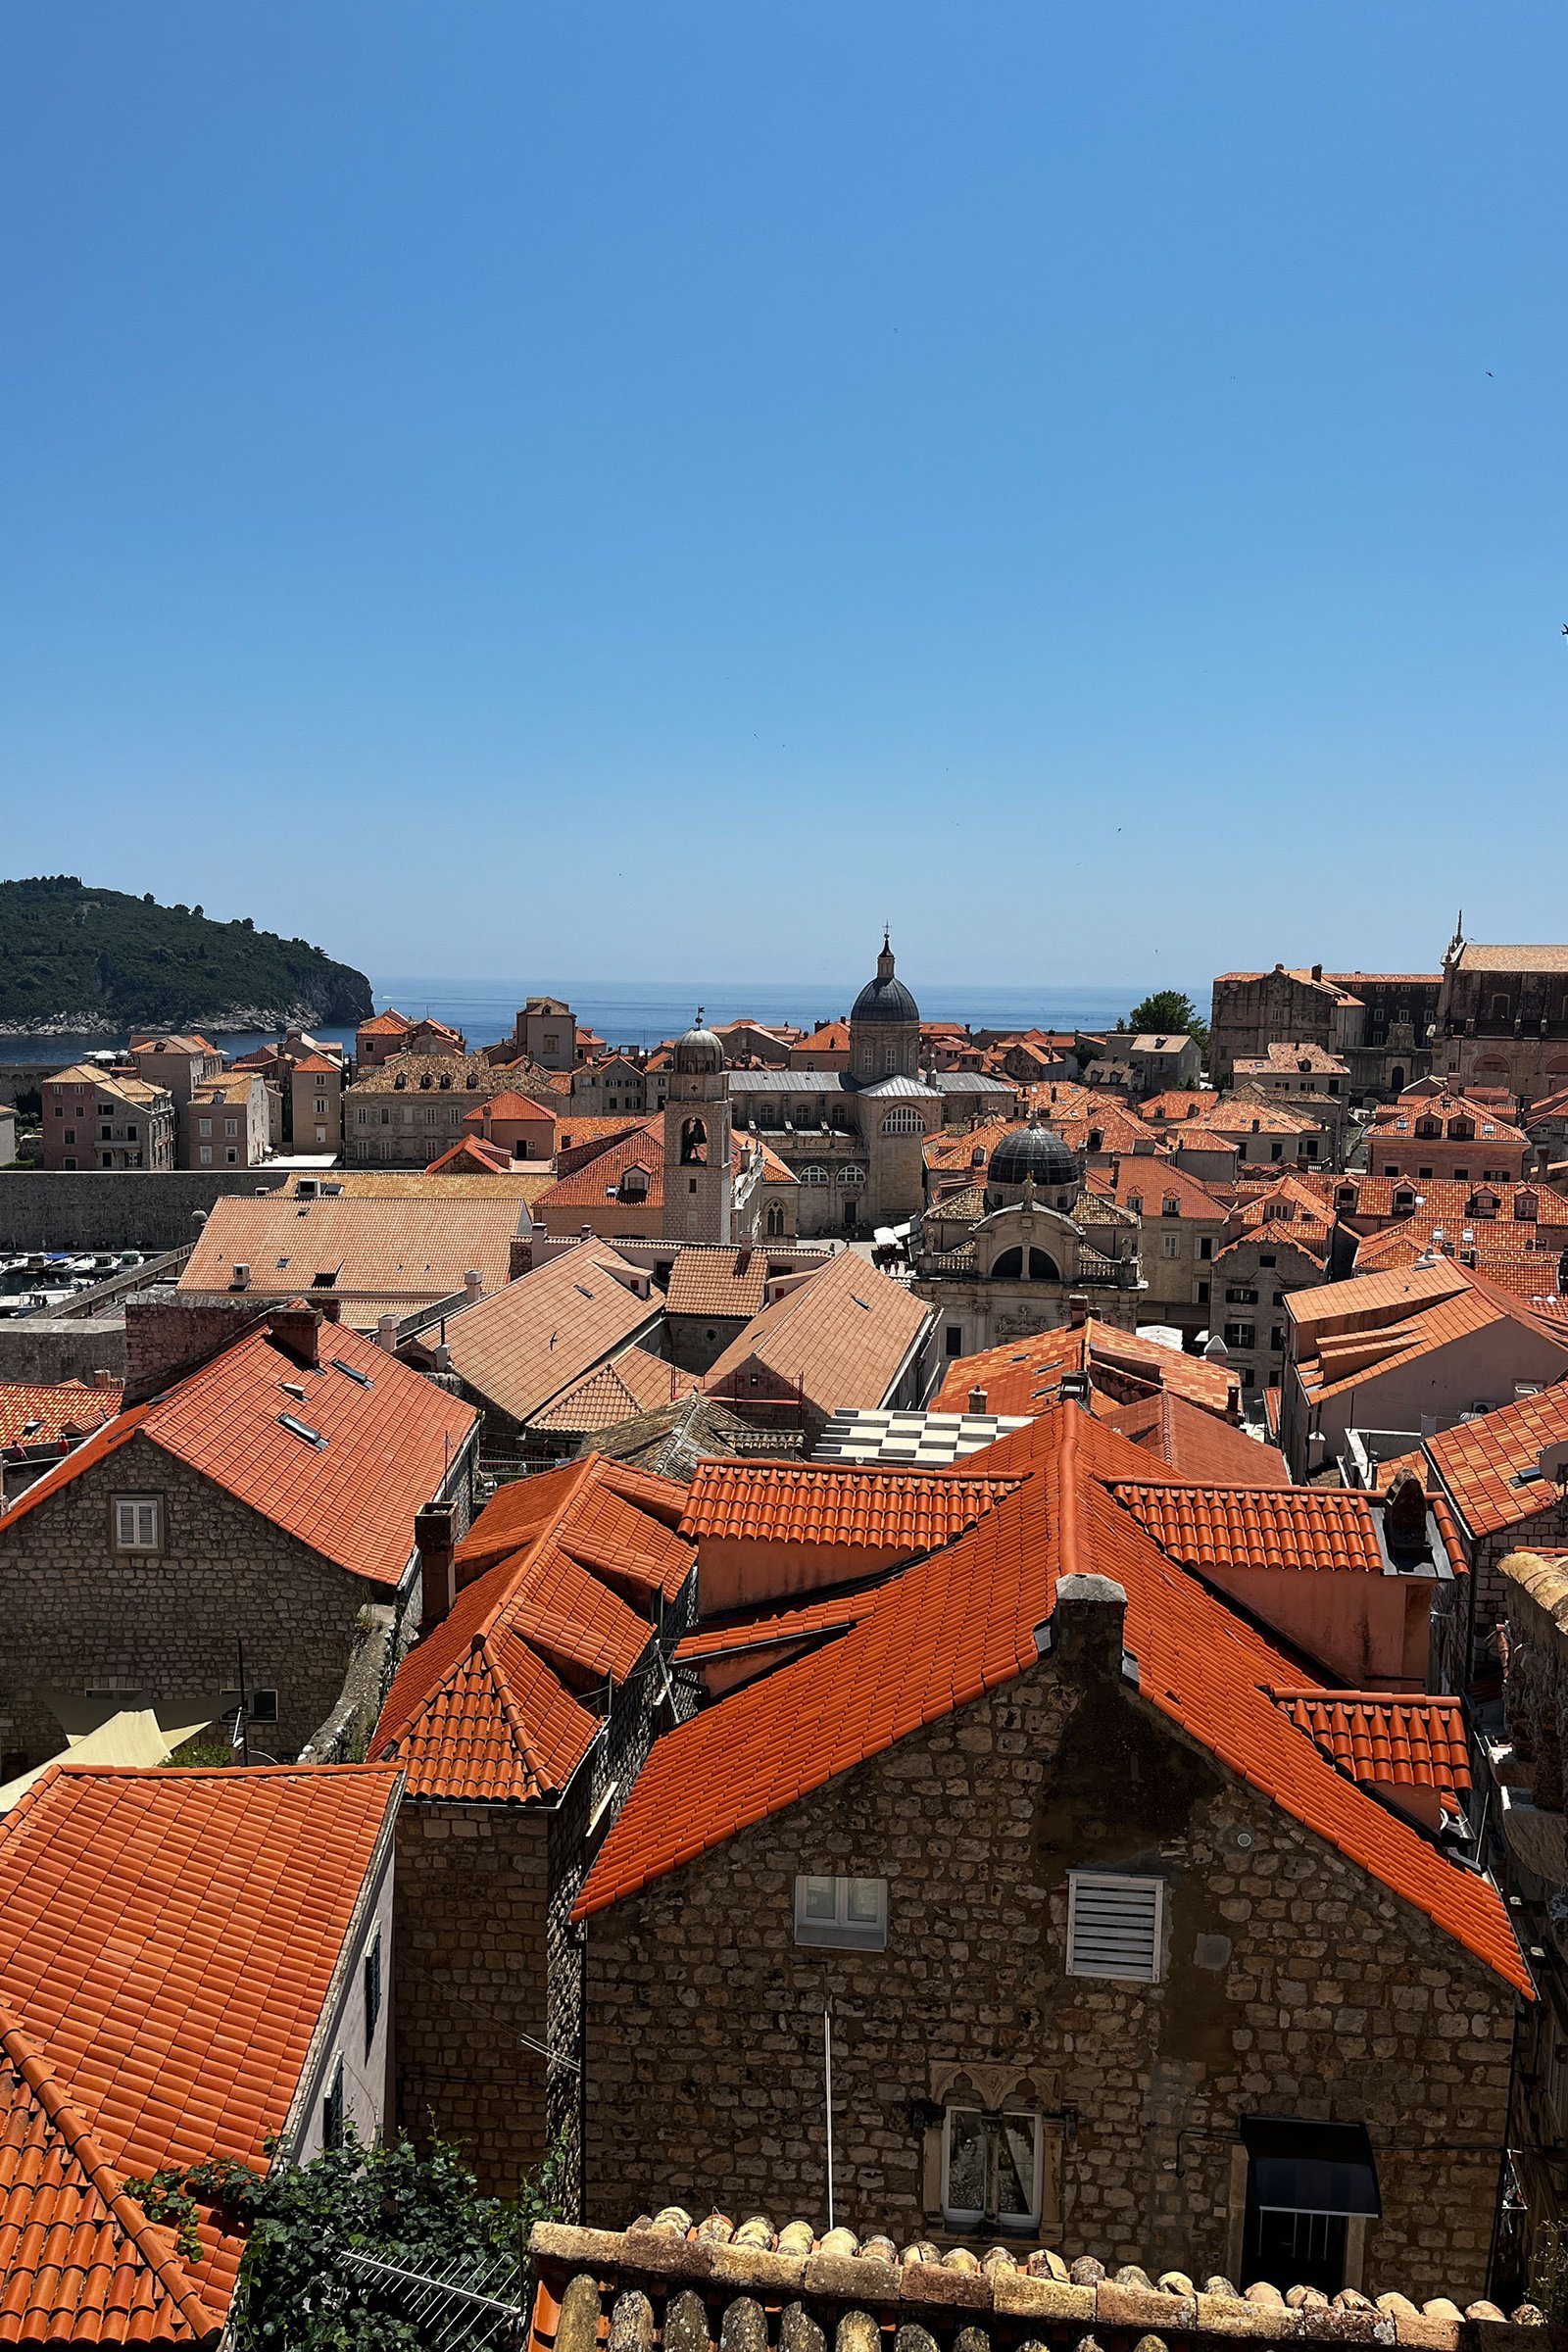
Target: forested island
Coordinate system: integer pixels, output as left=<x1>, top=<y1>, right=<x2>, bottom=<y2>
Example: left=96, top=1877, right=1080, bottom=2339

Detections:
left=0, top=877, right=373, bottom=1034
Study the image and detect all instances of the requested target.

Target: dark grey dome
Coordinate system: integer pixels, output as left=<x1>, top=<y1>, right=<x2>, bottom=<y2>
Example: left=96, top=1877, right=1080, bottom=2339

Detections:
left=673, top=1010, right=724, bottom=1075
left=988, top=1122, right=1080, bottom=1190
left=851, top=935, right=919, bottom=1026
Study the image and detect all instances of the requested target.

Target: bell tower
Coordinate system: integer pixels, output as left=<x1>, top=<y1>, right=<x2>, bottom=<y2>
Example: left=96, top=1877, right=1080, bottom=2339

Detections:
left=663, top=1010, right=733, bottom=1243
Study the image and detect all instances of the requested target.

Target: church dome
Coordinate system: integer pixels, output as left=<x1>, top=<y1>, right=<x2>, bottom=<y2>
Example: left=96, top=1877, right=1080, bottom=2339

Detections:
left=851, top=934, right=919, bottom=1026
left=987, top=1120, right=1081, bottom=1192
left=672, top=1010, right=724, bottom=1076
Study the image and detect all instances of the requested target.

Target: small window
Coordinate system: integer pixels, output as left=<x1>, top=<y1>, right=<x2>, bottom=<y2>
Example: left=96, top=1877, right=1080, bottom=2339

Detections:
left=1066, top=1871, right=1162, bottom=1982
left=364, top=1929, right=383, bottom=2051
left=322, top=2056, right=346, bottom=2151
left=793, top=1874, right=887, bottom=1950
left=1160, top=1233, right=1180, bottom=1259
left=945, top=1326, right=964, bottom=1357
left=943, top=2106, right=1043, bottom=2234
left=114, top=1496, right=162, bottom=1551
left=250, top=1689, right=279, bottom=1723
left=1199, top=1238, right=1213, bottom=1261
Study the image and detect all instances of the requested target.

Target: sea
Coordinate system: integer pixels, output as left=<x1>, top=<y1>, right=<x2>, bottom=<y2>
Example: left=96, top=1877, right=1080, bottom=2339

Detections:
left=0, top=976, right=1196, bottom=1065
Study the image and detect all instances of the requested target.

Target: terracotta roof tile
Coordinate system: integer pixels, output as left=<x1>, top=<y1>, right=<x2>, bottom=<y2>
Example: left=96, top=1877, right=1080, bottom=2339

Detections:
left=701, top=1252, right=931, bottom=1418
left=1110, top=1481, right=1388, bottom=1575
left=678, top=1462, right=1019, bottom=1551
left=576, top=1409, right=1528, bottom=1992
left=0, top=1762, right=400, bottom=2336
left=373, top=1456, right=692, bottom=1802
left=1098, top=1389, right=1292, bottom=1486
left=0, top=1317, right=474, bottom=1590
left=530, top=1348, right=697, bottom=1435
left=932, top=1321, right=1236, bottom=1419
left=180, top=1194, right=528, bottom=1324
left=1422, top=1380, right=1568, bottom=1538
left=665, top=1247, right=775, bottom=1321
left=278, top=1166, right=555, bottom=1203
left=441, top=1245, right=660, bottom=1427
left=0, top=1379, right=122, bottom=1450
left=1271, top=1687, right=1472, bottom=1802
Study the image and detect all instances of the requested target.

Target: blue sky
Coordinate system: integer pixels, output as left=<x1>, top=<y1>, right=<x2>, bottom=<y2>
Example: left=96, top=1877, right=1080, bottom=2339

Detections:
left=3, top=4, right=1564, bottom=987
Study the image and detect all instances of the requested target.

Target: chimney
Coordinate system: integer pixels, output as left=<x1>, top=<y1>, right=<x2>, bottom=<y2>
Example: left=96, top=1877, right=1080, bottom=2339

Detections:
left=1383, top=1469, right=1429, bottom=1552
left=1048, top=1574, right=1129, bottom=1678
left=1068, top=1295, right=1088, bottom=1328
left=968, top=1385, right=988, bottom=1413
left=377, top=1313, right=399, bottom=1354
left=416, top=1500, right=459, bottom=1634
left=267, top=1302, right=321, bottom=1368
left=463, top=1269, right=484, bottom=1305
left=231, top=1262, right=251, bottom=1292
left=509, top=1236, right=533, bottom=1280
left=92, top=1367, right=119, bottom=1389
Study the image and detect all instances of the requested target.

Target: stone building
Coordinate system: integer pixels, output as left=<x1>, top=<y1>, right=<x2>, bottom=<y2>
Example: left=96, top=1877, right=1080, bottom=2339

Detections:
left=914, top=1121, right=1143, bottom=1359
left=370, top=1455, right=697, bottom=2202
left=726, top=941, right=1011, bottom=1239
left=180, top=1069, right=274, bottom=1168
left=344, top=1050, right=565, bottom=1167
left=1435, top=931, right=1568, bottom=1106
left=1209, top=968, right=1440, bottom=1102
left=701, top=1247, right=935, bottom=1447
left=126, top=1032, right=225, bottom=1103
left=356, top=1008, right=467, bottom=1065
left=1362, top=1088, right=1533, bottom=1185
left=574, top=1409, right=1527, bottom=2300
left=0, top=1298, right=476, bottom=1776
left=39, top=1063, right=177, bottom=1172
left=1092, top=1160, right=1226, bottom=1345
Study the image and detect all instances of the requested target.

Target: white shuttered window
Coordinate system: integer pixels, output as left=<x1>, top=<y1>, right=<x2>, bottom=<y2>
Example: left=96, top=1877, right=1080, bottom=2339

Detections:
left=1066, top=1871, right=1163, bottom=1982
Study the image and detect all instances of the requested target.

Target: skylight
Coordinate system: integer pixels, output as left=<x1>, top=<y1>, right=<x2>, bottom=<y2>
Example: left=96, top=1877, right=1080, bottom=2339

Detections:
left=332, top=1357, right=372, bottom=1388
left=277, top=1412, right=326, bottom=1449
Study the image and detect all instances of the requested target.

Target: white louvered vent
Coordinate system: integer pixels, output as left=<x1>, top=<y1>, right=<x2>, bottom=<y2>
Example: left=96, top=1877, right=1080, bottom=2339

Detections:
left=1066, top=1872, right=1163, bottom=1982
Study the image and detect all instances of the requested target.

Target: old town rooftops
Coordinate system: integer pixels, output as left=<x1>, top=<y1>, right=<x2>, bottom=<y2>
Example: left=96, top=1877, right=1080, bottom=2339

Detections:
left=371, top=1454, right=692, bottom=1804
left=702, top=1250, right=932, bottom=1417
left=1418, top=1380, right=1568, bottom=1539
left=0, top=1310, right=475, bottom=1590
left=437, top=1243, right=662, bottom=1426
left=180, top=1191, right=528, bottom=1322
left=0, top=1761, right=400, bottom=2341
left=932, top=1321, right=1238, bottom=1421
left=524, top=2212, right=1545, bottom=2352
left=1269, top=1688, right=1471, bottom=1805
left=679, top=1461, right=1020, bottom=1554
left=1288, top=1265, right=1568, bottom=1401
left=575, top=1406, right=1529, bottom=1994
left=0, top=1376, right=122, bottom=1449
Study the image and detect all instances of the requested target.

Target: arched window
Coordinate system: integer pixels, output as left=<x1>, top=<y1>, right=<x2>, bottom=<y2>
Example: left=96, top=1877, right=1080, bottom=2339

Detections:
left=1447, top=1116, right=1475, bottom=1141
left=680, top=1116, right=708, bottom=1165
left=765, top=1203, right=786, bottom=1235
left=439, top=1073, right=453, bottom=1090
left=619, top=1166, right=650, bottom=1201
left=801, top=1165, right=830, bottom=1185
left=990, top=1246, right=1062, bottom=1282
left=1390, top=1065, right=1405, bottom=1089
left=419, top=1073, right=432, bottom=1090
left=880, top=1107, right=924, bottom=1135
left=836, top=1163, right=866, bottom=1185
left=1415, top=1116, right=1441, bottom=1139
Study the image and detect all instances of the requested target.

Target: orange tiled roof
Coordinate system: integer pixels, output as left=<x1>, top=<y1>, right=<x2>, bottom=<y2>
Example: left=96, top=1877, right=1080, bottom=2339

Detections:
left=468, top=1090, right=558, bottom=1124
left=1110, top=1481, right=1388, bottom=1575
left=701, top=1250, right=931, bottom=1417
left=1421, top=1380, right=1568, bottom=1538
left=678, top=1462, right=1020, bottom=1552
left=672, top=1584, right=893, bottom=1666
left=932, top=1320, right=1236, bottom=1420
left=534, top=1121, right=666, bottom=1213
left=1089, top=1162, right=1226, bottom=1222
left=1271, top=1688, right=1471, bottom=1803
left=1291, top=1263, right=1568, bottom=1399
left=0, top=1378, right=122, bottom=1450
left=372, top=1456, right=691, bottom=1802
left=530, top=1347, right=697, bottom=1434
left=1330, top=1176, right=1568, bottom=1226
left=0, top=1315, right=475, bottom=1590
left=1098, top=1389, right=1292, bottom=1486
left=1368, top=1089, right=1530, bottom=1147
left=289, top=1052, right=341, bottom=1074
left=575, top=1408, right=1527, bottom=1992
left=358, top=1008, right=414, bottom=1034
left=0, top=1762, right=400, bottom=2337
left=179, top=1193, right=526, bottom=1321
left=427, top=1134, right=515, bottom=1174
left=440, top=1244, right=659, bottom=1426
left=665, top=1247, right=775, bottom=1321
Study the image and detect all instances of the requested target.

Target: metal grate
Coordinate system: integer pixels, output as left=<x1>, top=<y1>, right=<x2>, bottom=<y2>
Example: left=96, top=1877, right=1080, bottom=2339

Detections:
left=337, top=2246, right=526, bottom=2350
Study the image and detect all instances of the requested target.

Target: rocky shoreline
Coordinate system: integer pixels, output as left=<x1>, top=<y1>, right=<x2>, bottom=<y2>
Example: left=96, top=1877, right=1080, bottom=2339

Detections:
left=0, top=1001, right=343, bottom=1040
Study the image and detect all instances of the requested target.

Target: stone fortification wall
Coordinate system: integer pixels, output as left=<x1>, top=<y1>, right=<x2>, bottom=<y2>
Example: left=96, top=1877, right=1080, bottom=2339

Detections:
left=0, top=1169, right=290, bottom=1252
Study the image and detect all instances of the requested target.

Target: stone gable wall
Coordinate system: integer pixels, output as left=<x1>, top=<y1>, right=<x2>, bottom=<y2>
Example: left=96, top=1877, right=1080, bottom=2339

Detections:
left=582, top=1632, right=1514, bottom=2300
left=0, top=1431, right=390, bottom=1766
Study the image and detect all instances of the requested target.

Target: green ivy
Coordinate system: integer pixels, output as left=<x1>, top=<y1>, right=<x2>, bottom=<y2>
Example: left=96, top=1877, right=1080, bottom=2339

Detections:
left=126, top=2128, right=565, bottom=2350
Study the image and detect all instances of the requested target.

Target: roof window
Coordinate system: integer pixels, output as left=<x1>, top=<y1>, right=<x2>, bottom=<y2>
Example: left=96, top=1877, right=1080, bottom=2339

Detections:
left=278, top=1412, right=326, bottom=1449
left=332, top=1357, right=372, bottom=1387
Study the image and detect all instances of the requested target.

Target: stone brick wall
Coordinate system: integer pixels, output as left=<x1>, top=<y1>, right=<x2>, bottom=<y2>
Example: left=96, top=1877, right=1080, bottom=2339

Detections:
left=0, top=1169, right=290, bottom=1252
left=0, top=1317, right=125, bottom=1386
left=0, top=1432, right=395, bottom=1768
left=582, top=1609, right=1515, bottom=2299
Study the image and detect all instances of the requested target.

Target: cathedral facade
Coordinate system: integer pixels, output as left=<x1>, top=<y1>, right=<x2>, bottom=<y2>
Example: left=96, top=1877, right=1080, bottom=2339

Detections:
left=721, top=939, right=1010, bottom=1239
